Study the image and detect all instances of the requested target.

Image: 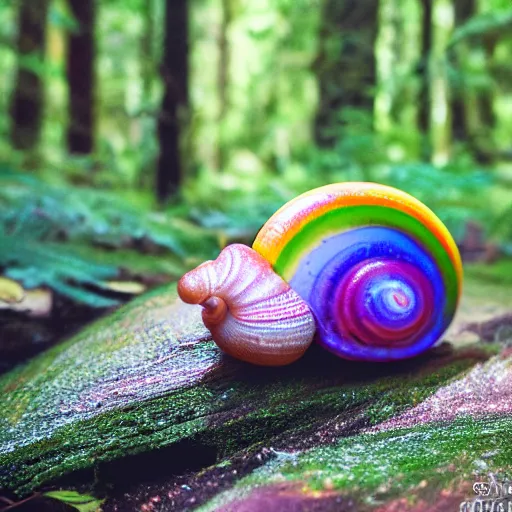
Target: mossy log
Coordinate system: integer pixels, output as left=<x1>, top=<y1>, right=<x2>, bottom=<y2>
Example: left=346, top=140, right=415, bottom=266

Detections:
left=1, top=275, right=511, bottom=511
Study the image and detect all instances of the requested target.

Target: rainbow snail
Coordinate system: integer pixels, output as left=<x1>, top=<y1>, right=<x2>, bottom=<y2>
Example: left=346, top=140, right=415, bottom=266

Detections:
left=178, top=182, right=462, bottom=366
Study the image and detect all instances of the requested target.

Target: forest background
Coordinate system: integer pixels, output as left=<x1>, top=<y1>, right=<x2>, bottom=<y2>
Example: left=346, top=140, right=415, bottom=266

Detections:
left=0, top=0, right=512, bottom=369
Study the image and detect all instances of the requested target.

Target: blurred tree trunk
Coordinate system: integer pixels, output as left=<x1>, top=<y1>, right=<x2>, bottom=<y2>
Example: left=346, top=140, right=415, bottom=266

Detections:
left=217, top=0, right=234, bottom=170
left=452, top=0, right=476, bottom=142
left=418, top=0, right=432, bottom=136
left=157, top=0, right=189, bottom=202
left=67, top=0, right=96, bottom=154
left=374, top=0, right=398, bottom=135
left=470, top=0, right=501, bottom=162
left=9, top=0, right=50, bottom=151
left=141, top=0, right=156, bottom=101
left=375, top=0, right=422, bottom=158
left=452, top=0, right=498, bottom=162
left=314, top=0, right=379, bottom=147
left=429, top=0, right=454, bottom=165
left=476, top=37, right=498, bottom=160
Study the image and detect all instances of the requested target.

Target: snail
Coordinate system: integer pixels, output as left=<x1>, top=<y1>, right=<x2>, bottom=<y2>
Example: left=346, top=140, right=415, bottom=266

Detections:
left=178, top=182, right=462, bottom=366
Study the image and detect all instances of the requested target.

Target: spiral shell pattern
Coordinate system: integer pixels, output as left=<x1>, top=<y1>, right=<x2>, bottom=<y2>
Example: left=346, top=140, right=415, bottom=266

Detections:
left=253, top=183, right=462, bottom=362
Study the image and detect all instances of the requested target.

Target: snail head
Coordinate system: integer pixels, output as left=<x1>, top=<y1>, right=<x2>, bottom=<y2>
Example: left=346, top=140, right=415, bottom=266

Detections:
left=177, top=244, right=315, bottom=366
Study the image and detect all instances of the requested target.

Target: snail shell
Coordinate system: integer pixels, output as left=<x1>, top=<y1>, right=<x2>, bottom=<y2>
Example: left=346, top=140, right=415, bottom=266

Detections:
left=179, top=182, right=462, bottom=365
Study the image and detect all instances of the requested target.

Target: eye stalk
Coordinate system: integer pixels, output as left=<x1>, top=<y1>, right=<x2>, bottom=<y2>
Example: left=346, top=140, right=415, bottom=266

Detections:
left=178, top=244, right=316, bottom=366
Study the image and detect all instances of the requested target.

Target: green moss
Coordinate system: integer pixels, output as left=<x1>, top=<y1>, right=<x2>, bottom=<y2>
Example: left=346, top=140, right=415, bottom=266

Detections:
left=201, top=415, right=512, bottom=511
left=1, top=389, right=214, bottom=493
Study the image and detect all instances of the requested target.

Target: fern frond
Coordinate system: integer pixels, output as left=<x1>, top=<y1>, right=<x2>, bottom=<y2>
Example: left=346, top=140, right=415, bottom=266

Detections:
left=450, top=9, right=512, bottom=47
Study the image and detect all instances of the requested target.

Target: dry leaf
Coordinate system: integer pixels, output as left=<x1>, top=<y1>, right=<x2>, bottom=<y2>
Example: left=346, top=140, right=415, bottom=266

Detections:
left=103, top=280, right=146, bottom=295
left=0, top=288, right=52, bottom=317
left=0, top=277, right=25, bottom=304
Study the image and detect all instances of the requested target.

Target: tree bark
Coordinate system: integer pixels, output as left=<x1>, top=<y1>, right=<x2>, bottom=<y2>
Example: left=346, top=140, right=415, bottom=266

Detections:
left=314, top=0, right=379, bottom=147
left=156, top=0, right=189, bottom=202
left=67, top=0, right=96, bottom=154
left=9, top=0, right=50, bottom=151
left=429, top=0, right=454, bottom=166
left=473, top=36, right=498, bottom=162
left=141, top=0, right=156, bottom=101
left=374, top=0, right=398, bottom=135
left=418, top=0, right=432, bottom=135
left=451, top=0, right=499, bottom=162
left=452, top=0, right=476, bottom=141
left=217, top=0, right=234, bottom=171
left=375, top=0, right=422, bottom=157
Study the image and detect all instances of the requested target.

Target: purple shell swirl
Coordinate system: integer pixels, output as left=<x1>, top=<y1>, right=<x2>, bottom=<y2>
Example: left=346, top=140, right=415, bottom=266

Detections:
left=290, top=227, right=448, bottom=361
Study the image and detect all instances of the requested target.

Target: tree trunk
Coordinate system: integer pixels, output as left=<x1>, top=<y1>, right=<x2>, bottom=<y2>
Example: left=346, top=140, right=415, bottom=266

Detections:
left=452, top=0, right=476, bottom=142
left=375, top=0, right=397, bottom=135
left=314, top=0, right=379, bottom=147
left=141, top=0, right=156, bottom=101
left=9, top=0, right=50, bottom=151
left=418, top=0, right=432, bottom=136
left=156, top=0, right=189, bottom=202
left=473, top=36, right=498, bottom=162
left=429, top=0, right=454, bottom=166
left=375, top=0, right=422, bottom=158
left=451, top=0, right=498, bottom=163
left=67, top=0, right=96, bottom=154
left=217, top=0, right=234, bottom=171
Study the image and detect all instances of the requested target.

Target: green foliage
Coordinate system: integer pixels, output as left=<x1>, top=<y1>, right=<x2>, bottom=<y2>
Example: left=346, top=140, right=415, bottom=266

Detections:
left=0, top=167, right=218, bottom=306
left=0, top=168, right=216, bottom=254
left=188, top=191, right=285, bottom=243
left=381, top=161, right=493, bottom=239
left=182, top=150, right=496, bottom=248
left=465, top=260, right=512, bottom=283
left=0, top=236, right=119, bottom=308
left=44, top=490, right=104, bottom=512
left=322, top=109, right=387, bottom=175
left=190, top=0, right=320, bottom=174
left=49, top=2, right=80, bottom=33
left=450, top=8, right=512, bottom=47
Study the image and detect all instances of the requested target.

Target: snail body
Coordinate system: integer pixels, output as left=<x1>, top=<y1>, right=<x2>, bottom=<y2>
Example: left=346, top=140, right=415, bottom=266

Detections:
left=179, top=183, right=462, bottom=365
left=178, top=244, right=315, bottom=366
